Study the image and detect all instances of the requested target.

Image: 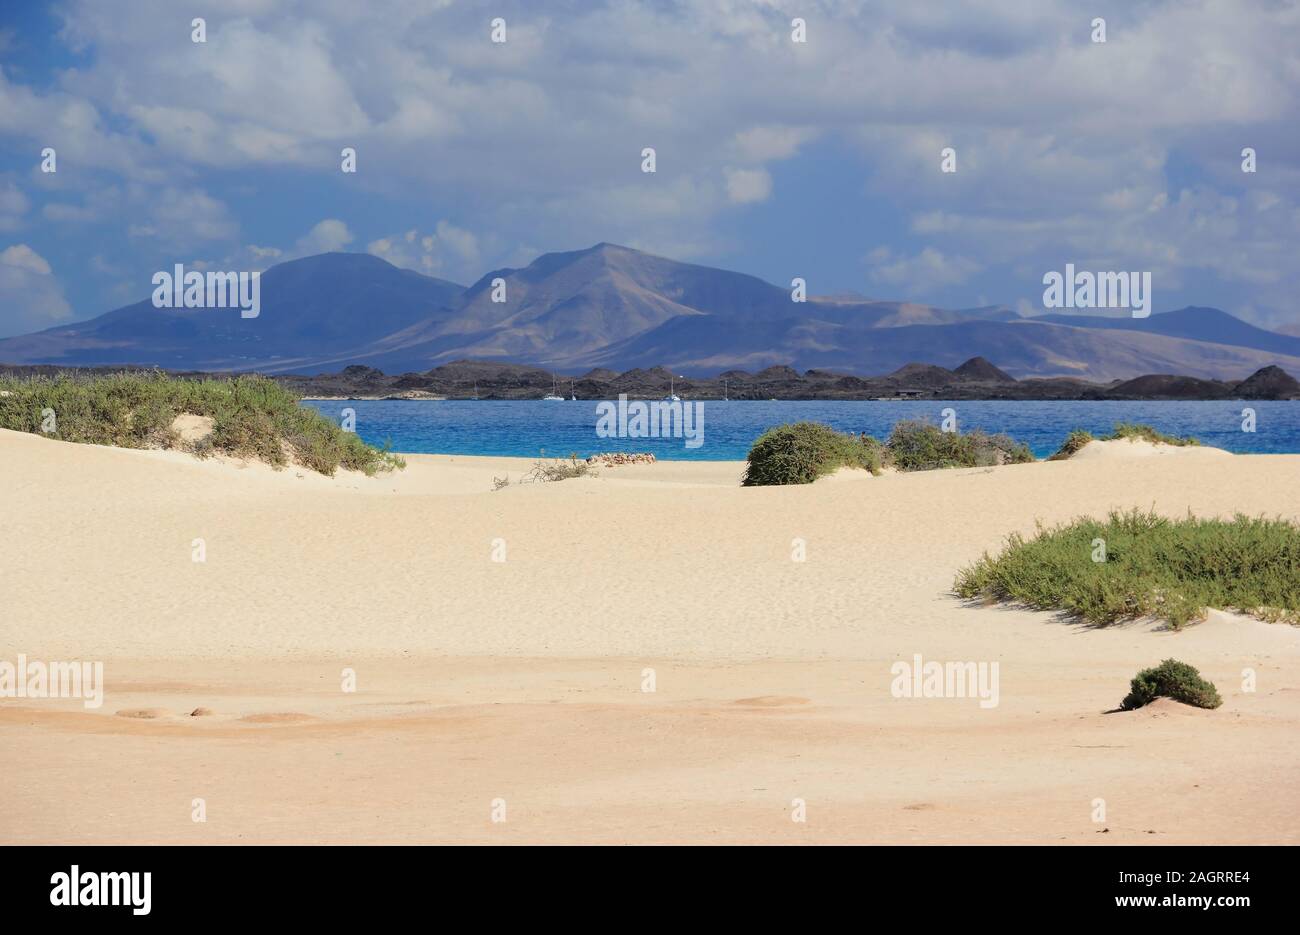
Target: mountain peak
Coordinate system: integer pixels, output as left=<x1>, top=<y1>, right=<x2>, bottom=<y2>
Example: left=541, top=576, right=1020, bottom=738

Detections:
left=1234, top=365, right=1300, bottom=399
left=954, top=356, right=1016, bottom=383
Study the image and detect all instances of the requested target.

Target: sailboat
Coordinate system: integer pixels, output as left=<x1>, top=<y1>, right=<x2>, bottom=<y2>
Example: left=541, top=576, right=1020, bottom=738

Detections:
left=470, top=382, right=480, bottom=401
left=663, top=375, right=681, bottom=402
left=723, top=378, right=729, bottom=401
left=542, top=374, right=565, bottom=401
left=569, top=380, right=577, bottom=401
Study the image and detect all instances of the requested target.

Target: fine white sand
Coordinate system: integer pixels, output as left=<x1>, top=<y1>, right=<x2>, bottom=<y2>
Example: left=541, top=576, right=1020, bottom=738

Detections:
left=2, top=427, right=1297, bottom=844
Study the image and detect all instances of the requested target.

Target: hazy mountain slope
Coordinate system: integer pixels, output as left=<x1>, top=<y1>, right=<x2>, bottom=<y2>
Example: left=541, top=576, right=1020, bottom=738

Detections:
left=0, top=253, right=463, bottom=370
left=2, top=244, right=1298, bottom=381
left=331, top=245, right=1022, bottom=372
left=576, top=315, right=1300, bottom=381
left=1035, top=306, right=1300, bottom=357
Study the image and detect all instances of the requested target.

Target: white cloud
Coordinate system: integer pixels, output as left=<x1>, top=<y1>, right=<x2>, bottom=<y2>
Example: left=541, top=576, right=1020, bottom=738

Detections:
left=723, top=167, right=772, bottom=205
left=294, top=218, right=354, bottom=255
left=0, top=244, right=73, bottom=336
left=0, top=181, right=29, bottom=232
left=1, top=244, right=51, bottom=275
left=733, top=126, right=815, bottom=162
left=367, top=221, right=480, bottom=281
left=0, top=0, right=1295, bottom=326
left=866, top=247, right=982, bottom=293
left=124, top=187, right=237, bottom=249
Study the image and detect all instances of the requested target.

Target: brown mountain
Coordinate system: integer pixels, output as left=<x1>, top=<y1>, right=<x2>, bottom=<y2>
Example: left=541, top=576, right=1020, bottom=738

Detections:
left=4, top=244, right=1300, bottom=381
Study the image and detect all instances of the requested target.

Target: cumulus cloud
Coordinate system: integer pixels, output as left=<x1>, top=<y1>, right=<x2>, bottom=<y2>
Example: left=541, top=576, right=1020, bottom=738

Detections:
left=367, top=221, right=480, bottom=282
left=0, top=181, right=29, bottom=232
left=723, top=167, right=772, bottom=205
left=0, top=0, right=1296, bottom=325
left=126, top=188, right=238, bottom=249
left=866, top=246, right=982, bottom=293
left=294, top=219, right=355, bottom=255
left=0, top=244, right=74, bottom=337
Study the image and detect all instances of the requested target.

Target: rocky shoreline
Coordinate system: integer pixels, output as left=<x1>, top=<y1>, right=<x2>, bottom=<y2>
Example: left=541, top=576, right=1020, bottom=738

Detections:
left=4, top=357, right=1298, bottom=401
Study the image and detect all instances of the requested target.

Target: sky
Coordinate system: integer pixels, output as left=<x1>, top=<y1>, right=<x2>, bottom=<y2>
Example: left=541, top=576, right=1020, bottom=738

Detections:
left=1, top=0, right=1298, bottom=339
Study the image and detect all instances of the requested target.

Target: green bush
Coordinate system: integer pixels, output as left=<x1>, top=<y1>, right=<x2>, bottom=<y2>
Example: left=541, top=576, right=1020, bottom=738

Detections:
left=0, top=371, right=403, bottom=477
left=885, top=420, right=1033, bottom=471
left=1120, top=659, right=1222, bottom=710
left=955, top=508, right=1300, bottom=629
left=743, top=422, right=883, bottom=486
left=1105, top=422, right=1198, bottom=446
left=1048, top=429, right=1094, bottom=460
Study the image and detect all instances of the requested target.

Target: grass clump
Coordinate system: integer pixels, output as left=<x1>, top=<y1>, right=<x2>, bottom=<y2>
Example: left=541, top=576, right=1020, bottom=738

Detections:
left=955, top=508, right=1300, bottom=629
left=1120, top=659, right=1222, bottom=710
left=0, top=370, right=403, bottom=476
left=1048, top=424, right=1198, bottom=460
left=885, top=419, right=1034, bottom=471
left=1048, top=429, right=1094, bottom=460
left=743, top=422, right=884, bottom=486
left=1104, top=422, right=1199, bottom=447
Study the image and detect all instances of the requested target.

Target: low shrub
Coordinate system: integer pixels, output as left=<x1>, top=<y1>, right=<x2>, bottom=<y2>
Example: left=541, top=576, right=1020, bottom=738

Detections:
left=1048, top=429, right=1094, bottom=460
left=743, top=422, right=883, bottom=486
left=885, top=420, right=1034, bottom=471
left=955, top=508, right=1300, bottom=629
left=523, top=452, right=593, bottom=482
left=1105, top=422, right=1199, bottom=446
left=0, top=371, right=403, bottom=476
left=1120, top=659, right=1222, bottom=710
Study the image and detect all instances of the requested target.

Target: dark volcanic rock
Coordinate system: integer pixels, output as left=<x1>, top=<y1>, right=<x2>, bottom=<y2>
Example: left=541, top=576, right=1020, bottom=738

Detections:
left=886, top=363, right=957, bottom=387
left=8, top=356, right=1291, bottom=402
left=1106, top=374, right=1231, bottom=399
left=754, top=365, right=801, bottom=382
left=1233, top=365, right=1300, bottom=399
left=953, top=356, right=1016, bottom=383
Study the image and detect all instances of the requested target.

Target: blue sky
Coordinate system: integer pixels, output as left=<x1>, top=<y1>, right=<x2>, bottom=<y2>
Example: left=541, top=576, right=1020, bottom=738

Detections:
left=2, top=0, right=1298, bottom=338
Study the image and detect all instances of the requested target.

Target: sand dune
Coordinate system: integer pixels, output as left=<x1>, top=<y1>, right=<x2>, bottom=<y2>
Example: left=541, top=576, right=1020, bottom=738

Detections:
left=1069, top=437, right=1233, bottom=461
left=2, top=427, right=1298, bottom=844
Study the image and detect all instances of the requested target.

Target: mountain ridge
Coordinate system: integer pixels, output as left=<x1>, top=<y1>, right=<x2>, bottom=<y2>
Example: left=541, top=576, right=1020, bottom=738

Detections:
left=1, top=244, right=1297, bottom=381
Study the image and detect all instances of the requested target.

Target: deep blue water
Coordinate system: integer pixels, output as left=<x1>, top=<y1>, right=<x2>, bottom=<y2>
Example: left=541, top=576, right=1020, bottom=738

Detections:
left=300, top=399, right=1300, bottom=460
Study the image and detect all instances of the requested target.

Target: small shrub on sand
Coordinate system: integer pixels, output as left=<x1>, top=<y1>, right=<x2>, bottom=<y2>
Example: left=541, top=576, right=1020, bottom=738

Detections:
left=1120, top=659, right=1222, bottom=710
left=743, top=422, right=883, bottom=486
left=885, top=420, right=1033, bottom=471
left=955, top=508, right=1300, bottom=629
left=523, top=452, right=593, bottom=483
left=0, top=371, right=403, bottom=476
left=1048, top=429, right=1094, bottom=461
left=1104, top=422, right=1199, bottom=447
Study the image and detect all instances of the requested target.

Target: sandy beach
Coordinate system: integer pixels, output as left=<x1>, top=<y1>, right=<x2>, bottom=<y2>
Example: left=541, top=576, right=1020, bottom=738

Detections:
left=2, top=426, right=1298, bottom=845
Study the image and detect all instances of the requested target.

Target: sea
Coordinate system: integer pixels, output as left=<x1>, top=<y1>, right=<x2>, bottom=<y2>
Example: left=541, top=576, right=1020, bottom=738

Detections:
left=299, top=399, right=1300, bottom=460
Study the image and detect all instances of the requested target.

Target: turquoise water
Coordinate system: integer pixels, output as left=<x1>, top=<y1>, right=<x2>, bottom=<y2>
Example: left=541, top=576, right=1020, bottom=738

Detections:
left=300, top=399, right=1300, bottom=460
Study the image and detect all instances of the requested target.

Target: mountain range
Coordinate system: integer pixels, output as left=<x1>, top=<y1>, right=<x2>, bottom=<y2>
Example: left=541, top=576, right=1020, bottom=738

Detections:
left=3, top=243, right=1299, bottom=382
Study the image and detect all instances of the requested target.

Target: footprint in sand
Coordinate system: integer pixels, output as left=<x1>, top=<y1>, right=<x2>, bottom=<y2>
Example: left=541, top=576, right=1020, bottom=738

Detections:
left=732, top=696, right=811, bottom=707
left=115, top=708, right=171, bottom=719
left=239, top=712, right=316, bottom=724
